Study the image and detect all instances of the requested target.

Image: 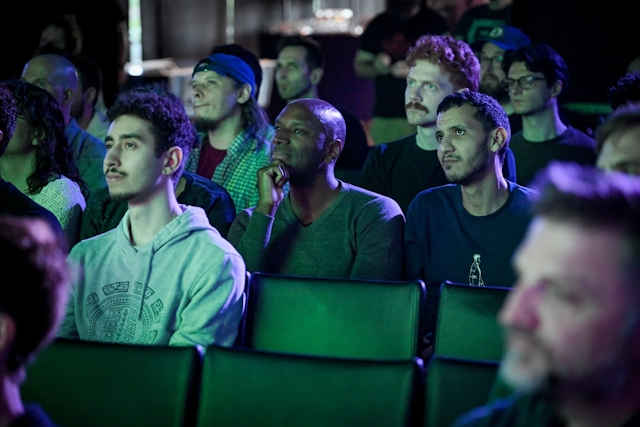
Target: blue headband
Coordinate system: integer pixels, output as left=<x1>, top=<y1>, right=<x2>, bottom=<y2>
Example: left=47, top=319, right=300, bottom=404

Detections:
left=192, top=53, right=256, bottom=97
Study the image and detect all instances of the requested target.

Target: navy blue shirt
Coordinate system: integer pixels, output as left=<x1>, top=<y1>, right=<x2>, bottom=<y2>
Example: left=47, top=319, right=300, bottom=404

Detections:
left=404, top=182, right=535, bottom=335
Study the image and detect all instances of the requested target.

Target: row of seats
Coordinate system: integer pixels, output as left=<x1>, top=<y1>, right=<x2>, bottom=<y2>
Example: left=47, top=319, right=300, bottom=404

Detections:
left=22, top=274, right=510, bottom=427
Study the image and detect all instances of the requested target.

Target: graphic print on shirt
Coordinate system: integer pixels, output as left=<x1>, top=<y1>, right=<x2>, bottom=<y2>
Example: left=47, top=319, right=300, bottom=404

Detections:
left=469, top=254, right=485, bottom=286
left=85, top=281, right=163, bottom=344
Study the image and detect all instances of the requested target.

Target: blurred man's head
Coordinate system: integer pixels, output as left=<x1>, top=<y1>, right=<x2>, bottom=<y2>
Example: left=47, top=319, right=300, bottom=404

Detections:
left=21, top=54, right=78, bottom=124
left=275, top=36, right=324, bottom=102
left=475, top=25, right=531, bottom=104
left=596, top=102, right=640, bottom=175
left=608, top=71, right=640, bottom=111
left=0, top=216, right=69, bottom=378
left=500, top=163, right=640, bottom=400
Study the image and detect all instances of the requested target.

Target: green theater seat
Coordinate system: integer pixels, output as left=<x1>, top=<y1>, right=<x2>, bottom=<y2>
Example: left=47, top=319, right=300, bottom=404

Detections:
left=21, top=338, right=202, bottom=427
left=424, top=356, right=500, bottom=427
left=196, top=345, right=424, bottom=427
left=240, top=272, right=425, bottom=359
left=434, top=282, right=510, bottom=361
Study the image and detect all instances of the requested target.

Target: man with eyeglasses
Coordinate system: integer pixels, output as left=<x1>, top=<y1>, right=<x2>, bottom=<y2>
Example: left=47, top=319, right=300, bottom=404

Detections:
left=501, top=43, right=595, bottom=186
left=473, top=25, right=531, bottom=135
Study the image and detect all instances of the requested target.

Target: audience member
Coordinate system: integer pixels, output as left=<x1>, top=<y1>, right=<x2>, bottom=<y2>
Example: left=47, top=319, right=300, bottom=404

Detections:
left=21, top=54, right=107, bottom=196
left=405, top=91, right=534, bottom=350
left=455, top=163, right=640, bottom=427
left=359, top=35, right=478, bottom=213
left=353, top=0, right=449, bottom=145
left=475, top=25, right=531, bottom=134
left=68, top=54, right=110, bottom=142
left=228, top=99, right=404, bottom=280
left=80, top=170, right=236, bottom=240
left=454, top=0, right=513, bottom=44
left=1, top=80, right=86, bottom=247
left=595, top=102, right=640, bottom=176
left=0, top=82, right=63, bottom=237
left=275, top=35, right=370, bottom=171
left=608, top=71, right=640, bottom=111
left=186, top=53, right=272, bottom=213
left=210, top=43, right=264, bottom=99
left=58, top=84, right=245, bottom=346
left=502, top=43, right=596, bottom=186
left=34, top=13, right=83, bottom=57
left=0, top=216, right=70, bottom=426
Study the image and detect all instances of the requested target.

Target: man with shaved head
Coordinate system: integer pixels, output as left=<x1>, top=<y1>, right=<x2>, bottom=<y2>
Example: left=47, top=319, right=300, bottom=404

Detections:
left=228, top=99, right=404, bottom=280
left=22, top=53, right=107, bottom=196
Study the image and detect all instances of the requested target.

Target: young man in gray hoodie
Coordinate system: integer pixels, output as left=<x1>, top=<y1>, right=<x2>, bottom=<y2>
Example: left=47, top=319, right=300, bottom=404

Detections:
left=58, top=84, right=246, bottom=347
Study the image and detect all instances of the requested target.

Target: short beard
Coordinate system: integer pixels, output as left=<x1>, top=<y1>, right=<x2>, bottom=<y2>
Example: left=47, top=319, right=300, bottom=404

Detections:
left=447, top=145, right=493, bottom=186
left=195, top=116, right=220, bottom=133
left=109, top=191, right=140, bottom=203
left=479, top=82, right=510, bottom=104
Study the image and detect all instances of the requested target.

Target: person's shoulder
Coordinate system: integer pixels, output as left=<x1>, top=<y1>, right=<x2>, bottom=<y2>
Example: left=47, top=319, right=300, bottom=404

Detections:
left=454, top=393, right=553, bottom=427
left=373, top=134, right=416, bottom=158
left=72, top=227, right=117, bottom=254
left=563, top=126, right=596, bottom=148
left=184, top=207, right=243, bottom=256
left=407, top=183, right=458, bottom=215
left=182, top=171, right=233, bottom=200
left=510, top=181, right=538, bottom=197
left=42, top=176, right=85, bottom=200
left=340, top=182, right=403, bottom=213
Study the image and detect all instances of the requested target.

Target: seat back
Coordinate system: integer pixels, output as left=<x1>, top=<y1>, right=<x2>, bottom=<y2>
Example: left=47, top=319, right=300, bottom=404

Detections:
left=434, top=282, right=510, bottom=361
left=21, top=338, right=202, bottom=427
left=424, top=356, right=500, bottom=427
left=241, top=273, right=425, bottom=359
left=196, top=345, right=424, bottom=427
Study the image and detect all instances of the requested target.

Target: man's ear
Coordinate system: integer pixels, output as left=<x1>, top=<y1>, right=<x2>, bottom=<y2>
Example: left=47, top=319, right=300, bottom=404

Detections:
left=0, top=314, right=16, bottom=353
left=490, top=127, right=508, bottom=154
left=236, top=83, right=252, bottom=105
left=310, top=67, right=324, bottom=86
left=551, top=80, right=563, bottom=98
left=62, top=88, right=75, bottom=106
left=324, top=139, right=343, bottom=164
left=162, top=146, right=183, bottom=177
left=85, top=87, right=98, bottom=106
left=0, top=130, right=3, bottom=144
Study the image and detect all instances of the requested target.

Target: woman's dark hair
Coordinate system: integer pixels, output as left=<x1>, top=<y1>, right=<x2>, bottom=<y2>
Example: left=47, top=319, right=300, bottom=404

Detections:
left=5, top=80, right=88, bottom=196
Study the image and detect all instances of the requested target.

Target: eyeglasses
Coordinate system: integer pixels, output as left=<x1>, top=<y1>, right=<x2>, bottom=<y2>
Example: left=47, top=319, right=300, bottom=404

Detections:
left=479, top=55, right=504, bottom=68
left=501, top=76, right=547, bottom=90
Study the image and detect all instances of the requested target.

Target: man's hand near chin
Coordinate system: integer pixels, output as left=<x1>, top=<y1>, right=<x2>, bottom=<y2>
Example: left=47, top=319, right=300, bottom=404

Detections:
left=255, top=160, right=290, bottom=216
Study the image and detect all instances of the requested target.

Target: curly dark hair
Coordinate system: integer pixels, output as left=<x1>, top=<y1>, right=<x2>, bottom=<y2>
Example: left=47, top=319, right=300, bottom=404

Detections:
left=108, top=83, right=197, bottom=181
left=608, top=71, right=640, bottom=110
left=406, top=34, right=480, bottom=92
left=4, top=80, right=88, bottom=196
left=0, top=82, right=18, bottom=156
left=0, top=216, right=69, bottom=374
left=437, top=90, right=511, bottom=162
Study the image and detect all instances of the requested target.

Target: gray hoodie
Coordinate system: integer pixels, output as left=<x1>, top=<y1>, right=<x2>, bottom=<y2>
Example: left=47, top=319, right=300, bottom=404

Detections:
left=59, top=205, right=245, bottom=347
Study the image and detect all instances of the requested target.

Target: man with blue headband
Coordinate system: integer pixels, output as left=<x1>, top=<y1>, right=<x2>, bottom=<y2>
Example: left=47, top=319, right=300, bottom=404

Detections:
left=187, top=52, right=272, bottom=212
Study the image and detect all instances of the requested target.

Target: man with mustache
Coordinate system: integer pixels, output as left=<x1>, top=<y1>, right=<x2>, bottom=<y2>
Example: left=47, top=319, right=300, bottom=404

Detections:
left=58, top=84, right=246, bottom=347
left=454, top=163, right=640, bottom=427
left=359, top=34, right=485, bottom=213
left=405, top=91, right=535, bottom=355
left=475, top=25, right=531, bottom=134
left=227, top=98, right=404, bottom=280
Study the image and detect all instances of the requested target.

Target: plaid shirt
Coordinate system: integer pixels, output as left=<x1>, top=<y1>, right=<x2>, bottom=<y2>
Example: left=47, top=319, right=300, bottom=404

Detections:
left=186, top=131, right=271, bottom=213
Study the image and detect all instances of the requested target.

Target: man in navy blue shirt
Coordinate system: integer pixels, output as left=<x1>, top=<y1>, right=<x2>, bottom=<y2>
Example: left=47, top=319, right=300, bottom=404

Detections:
left=404, top=91, right=534, bottom=350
